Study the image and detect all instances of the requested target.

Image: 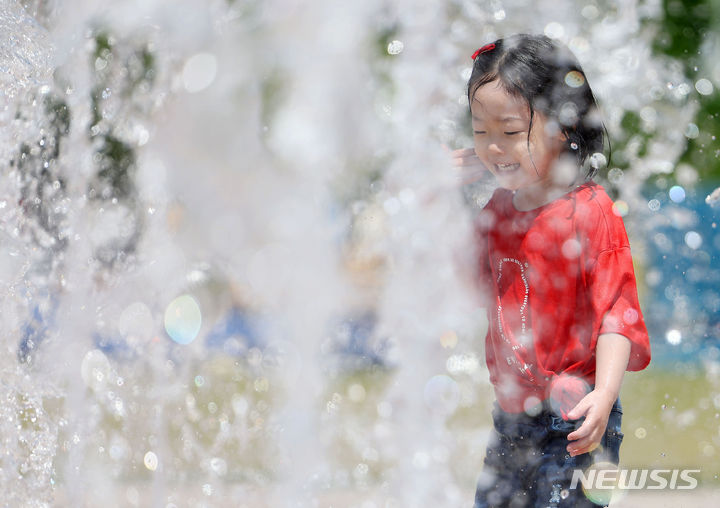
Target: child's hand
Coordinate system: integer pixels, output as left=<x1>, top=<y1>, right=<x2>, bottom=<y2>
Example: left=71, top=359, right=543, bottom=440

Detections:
left=565, top=388, right=616, bottom=457
left=447, top=147, right=488, bottom=185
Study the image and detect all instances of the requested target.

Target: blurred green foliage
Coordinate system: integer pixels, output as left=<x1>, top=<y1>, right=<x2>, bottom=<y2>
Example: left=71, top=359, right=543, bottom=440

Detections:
left=651, top=0, right=720, bottom=184
left=86, top=30, right=157, bottom=268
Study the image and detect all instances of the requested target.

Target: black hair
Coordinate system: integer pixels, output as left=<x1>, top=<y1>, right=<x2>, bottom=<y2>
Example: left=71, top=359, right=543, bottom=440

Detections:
left=467, top=34, right=606, bottom=180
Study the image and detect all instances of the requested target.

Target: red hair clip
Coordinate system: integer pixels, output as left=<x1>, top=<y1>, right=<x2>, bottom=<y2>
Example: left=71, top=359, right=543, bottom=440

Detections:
left=471, top=43, right=496, bottom=60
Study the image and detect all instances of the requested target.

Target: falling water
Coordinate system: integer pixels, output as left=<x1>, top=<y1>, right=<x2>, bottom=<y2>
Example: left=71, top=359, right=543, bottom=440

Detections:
left=1, top=0, right=718, bottom=506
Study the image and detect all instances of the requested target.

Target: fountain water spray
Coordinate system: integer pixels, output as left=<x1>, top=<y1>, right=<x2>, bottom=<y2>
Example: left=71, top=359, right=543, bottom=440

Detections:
left=1, top=0, right=716, bottom=506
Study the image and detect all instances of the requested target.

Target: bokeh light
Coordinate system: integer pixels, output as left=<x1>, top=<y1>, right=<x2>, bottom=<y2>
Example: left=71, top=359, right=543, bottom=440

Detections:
left=695, top=78, right=713, bottom=96
left=387, top=40, right=404, bottom=55
left=684, top=123, right=700, bottom=139
left=685, top=231, right=703, bottom=250
left=182, top=53, right=217, bottom=93
left=523, top=396, right=542, bottom=416
left=564, top=70, right=585, bottom=88
left=666, top=329, right=682, bottom=345
left=548, top=374, right=590, bottom=416
left=143, top=451, right=158, bottom=471
left=118, top=301, right=154, bottom=338
left=423, top=375, right=460, bottom=415
left=544, top=22, right=565, bottom=39
left=164, top=295, right=202, bottom=345
left=580, top=462, right=626, bottom=506
left=669, top=185, right=686, bottom=203
left=612, top=200, right=629, bottom=217
left=80, top=349, right=112, bottom=391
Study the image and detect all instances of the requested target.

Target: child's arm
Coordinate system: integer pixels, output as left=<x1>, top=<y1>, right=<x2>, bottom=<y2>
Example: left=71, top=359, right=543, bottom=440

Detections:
left=565, top=333, right=631, bottom=457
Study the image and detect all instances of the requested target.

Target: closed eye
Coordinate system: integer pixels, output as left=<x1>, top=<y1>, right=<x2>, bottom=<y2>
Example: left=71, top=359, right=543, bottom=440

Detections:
left=505, top=131, right=522, bottom=135
left=473, top=130, right=486, bottom=135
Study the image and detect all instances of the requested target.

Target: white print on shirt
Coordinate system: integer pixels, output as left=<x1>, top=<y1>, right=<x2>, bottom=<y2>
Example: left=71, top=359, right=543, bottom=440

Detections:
left=496, top=257, right=535, bottom=381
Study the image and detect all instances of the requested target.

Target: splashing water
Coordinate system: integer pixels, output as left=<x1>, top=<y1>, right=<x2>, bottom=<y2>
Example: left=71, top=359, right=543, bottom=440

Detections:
left=1, top=0, right=719, bottom=506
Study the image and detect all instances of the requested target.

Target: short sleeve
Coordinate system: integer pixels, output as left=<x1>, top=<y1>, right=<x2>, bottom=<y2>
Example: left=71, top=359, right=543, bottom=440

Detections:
left=589, top=246, right=651, bottom=371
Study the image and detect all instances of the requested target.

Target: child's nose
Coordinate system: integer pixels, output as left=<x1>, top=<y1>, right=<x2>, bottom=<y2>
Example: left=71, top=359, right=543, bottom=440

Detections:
left=488, top=142, right=504, bottom=154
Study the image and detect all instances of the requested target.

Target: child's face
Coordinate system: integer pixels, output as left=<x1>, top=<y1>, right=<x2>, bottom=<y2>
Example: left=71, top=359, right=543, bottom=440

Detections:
left=471, top=80, right=566, bottom=191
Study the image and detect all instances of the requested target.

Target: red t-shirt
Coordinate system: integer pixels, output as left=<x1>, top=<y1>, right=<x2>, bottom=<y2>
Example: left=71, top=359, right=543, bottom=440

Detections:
left=474, top=182, right=651, bottom=413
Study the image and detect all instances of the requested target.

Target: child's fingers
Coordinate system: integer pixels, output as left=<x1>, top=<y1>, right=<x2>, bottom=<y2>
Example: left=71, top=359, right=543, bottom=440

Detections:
left=454, top=158, right=485, bottom=169
left=567, top=418, right=604, bottom=454
left=451, top=147, right=476, bottom=157
left=448, top=148, right=487, bottom=185
left=566, top=397, right=591, bottom=421
left=567, top=435, right=601, bottom=457
left=451, top=149, right=479, bottom=165
left=453, top=158, right=486, bottom=172
left=566, top=418, right=593, bottom=442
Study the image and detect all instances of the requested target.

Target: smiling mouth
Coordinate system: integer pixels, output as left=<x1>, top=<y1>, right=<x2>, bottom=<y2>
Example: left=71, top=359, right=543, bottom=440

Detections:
left=495, top=163, right=520, bottom=172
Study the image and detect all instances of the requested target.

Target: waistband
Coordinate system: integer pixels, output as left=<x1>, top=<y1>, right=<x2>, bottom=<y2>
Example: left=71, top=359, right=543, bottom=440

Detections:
left=491, top=397, right=622, bottom=441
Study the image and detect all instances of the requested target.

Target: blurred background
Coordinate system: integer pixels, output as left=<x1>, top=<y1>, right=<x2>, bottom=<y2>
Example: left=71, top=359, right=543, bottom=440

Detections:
left=1, top=0, right=719, bottom=506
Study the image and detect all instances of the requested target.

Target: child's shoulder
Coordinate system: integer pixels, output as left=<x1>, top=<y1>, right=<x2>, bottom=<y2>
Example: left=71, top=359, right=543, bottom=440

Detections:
left=574, top=181, right=612, bottom=208
left=572, top=181, right=619, bottom=219
left=572, top=182, right=631, bottom=248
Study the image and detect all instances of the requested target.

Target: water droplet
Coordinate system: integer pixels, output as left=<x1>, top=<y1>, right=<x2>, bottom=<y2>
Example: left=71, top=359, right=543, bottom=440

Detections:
left=589, top=152, right=607, bottom=169
left=581, top=5, right=599, bottom=19
left=348, top=383, right=366, bottom=402
left=493, top=9, right=506, bottom=21
left=182, top=53, right=217, bottom=93
left=144, top=451, right=158, bottom=471
left=706, top=187, right=720, bottom=207
left=695, top=78, right=713, bottom=95
left=564, top=70, right=585, bottom=88
left=210, top=457, right=227, bottom=476
left=666, top=329, right=682, bottom=345
left=164, top=295, right=202, bottom=344
left=611, top=200, right=629, bottom=217
left=623, top=308, right=639, bottom=325
left=562, top=238, right=581, bottom=259
left=440, top=330, right=458, bottom=348
left=118, top=301, right=153, bottom=338
left=685, top=231, right=702, bottom=249
left=387, top=40, right=404, bottom=55
left=254, top=377, right=269, bottom=392
left=523, top=396, right=542, bottom=416
left=423, top=375, right=460, bottom=415
left=668, top=185, right=686, bottom=203
left=81, top=350, right=111, bottom=391
left=635, top=427, right=647, bottom=439
left=608, top=167, right=624, bottom=184
left=544, top=22, right=565, bottom=39
left=647, top=199, right=661, bottom=212
left=377, top=401, right=392, bottom=418
left=684, top=123, right=700, bottom=139
left=676, top=83, right=692, bottom=96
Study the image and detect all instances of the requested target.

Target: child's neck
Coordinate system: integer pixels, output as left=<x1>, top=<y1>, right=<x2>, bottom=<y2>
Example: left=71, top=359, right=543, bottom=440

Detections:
left=512, top=177, right=584, bottom=212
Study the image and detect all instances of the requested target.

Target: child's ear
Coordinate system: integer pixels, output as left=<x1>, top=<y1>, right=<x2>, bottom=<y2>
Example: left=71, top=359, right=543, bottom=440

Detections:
left=554, top=130, right=569, bottom=151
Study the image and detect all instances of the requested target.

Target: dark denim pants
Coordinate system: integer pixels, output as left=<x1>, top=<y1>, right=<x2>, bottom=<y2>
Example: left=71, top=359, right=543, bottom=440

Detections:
left=473, top=399, right=623, bottom=508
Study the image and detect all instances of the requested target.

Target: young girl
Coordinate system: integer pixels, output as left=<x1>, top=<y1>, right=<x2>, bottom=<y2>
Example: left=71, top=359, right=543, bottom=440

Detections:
left=454, top=35, right=652, bottom=507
